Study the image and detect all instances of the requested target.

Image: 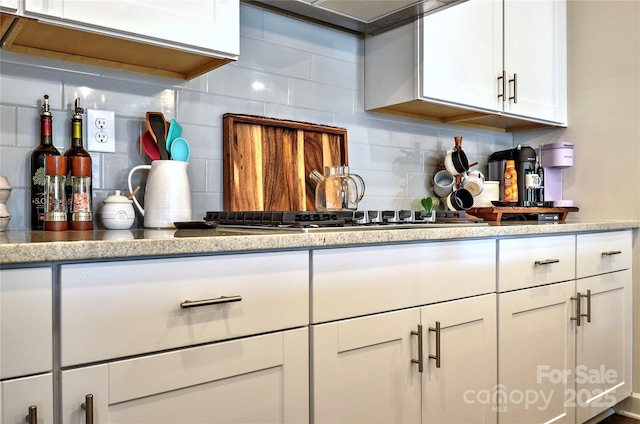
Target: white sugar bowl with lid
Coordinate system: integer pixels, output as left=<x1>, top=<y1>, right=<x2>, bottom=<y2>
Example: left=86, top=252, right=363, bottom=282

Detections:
left=101, top=190, right=135, bottom=230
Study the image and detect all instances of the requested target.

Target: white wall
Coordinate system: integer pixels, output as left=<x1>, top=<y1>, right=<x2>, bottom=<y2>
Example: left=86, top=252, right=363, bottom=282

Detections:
left=516, top=0, right=640, bottom=403
left=0, top=3, right=513, bottom=230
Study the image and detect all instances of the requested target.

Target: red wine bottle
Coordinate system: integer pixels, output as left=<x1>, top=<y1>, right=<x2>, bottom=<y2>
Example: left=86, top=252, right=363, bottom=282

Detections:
left=30, top=95, right=60, bottom=230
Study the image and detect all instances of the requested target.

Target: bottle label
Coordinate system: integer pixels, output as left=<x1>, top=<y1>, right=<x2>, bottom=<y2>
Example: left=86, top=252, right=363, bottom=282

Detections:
left=525, top=173, right=542, bottom=189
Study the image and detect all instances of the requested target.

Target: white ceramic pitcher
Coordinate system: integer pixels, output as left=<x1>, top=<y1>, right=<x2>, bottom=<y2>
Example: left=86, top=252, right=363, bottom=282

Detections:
left=128, top=160, right=191, bottom=228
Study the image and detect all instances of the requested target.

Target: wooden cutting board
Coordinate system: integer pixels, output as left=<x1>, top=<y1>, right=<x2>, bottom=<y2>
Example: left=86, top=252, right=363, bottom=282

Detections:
left=223, top=114, right=349, bottom=211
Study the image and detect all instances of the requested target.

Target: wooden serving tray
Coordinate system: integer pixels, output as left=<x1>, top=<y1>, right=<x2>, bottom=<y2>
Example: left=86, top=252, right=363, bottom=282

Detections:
left=467, top=206, right=579, bottom=222
left=223, top=114, right=348, bottom=211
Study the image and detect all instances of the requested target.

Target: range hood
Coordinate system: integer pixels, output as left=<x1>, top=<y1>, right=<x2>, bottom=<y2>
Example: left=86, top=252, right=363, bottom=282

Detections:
left=246, top=0, right=468, bottom=35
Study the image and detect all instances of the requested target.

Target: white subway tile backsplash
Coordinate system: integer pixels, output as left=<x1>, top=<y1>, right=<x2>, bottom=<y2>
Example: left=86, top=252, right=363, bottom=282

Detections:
left=311, top=55, right=361, bottom=90
left=262, top=9, right=335, bottom=56
left=0, top=3, right=513, bottom=230
left=0, top=56, right=63, bottom=107
left=0, top=106, right=17, bottom=147
left=238, top=36, right=312, bottom=80
left=288, top=78, right=354, bottom=114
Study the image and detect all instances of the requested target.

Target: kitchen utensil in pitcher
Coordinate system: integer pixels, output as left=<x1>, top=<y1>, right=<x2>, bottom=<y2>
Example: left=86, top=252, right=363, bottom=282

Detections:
left=127, top=160, right=191, bottom=228
left=141, top=130, right=161, bottom=161
left=146, top=112, right=170, bottom=160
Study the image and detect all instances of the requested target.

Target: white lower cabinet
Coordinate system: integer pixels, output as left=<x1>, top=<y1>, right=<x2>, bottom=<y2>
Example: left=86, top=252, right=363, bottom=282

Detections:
left=310, top=240, right=498, bottom=424
left=421, top=294, right=497, bottom=424
left=498, top=230, right=633, bottom=424
left=498, top=281, right=576, bottom=423
left=59, top=251, right=310, bottom=423
left=61, top=328, right=309, bottom=424
left=1, top=373, right=54, bottom=424
left=312, top=308, right=422, bottom=423
left=575, top=269, right=632, bottom=423
left=312, top=294, right=497, bottom=424
left=0, top=266, right=53, bottom=423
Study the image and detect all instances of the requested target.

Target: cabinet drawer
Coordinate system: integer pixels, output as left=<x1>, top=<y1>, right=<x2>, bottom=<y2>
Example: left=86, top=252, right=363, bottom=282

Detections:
left=576, top=230, right=632, bottom=278
left=312, top=239, right=496, bottom=323
left=498, top=235, right=575, bottom=292
left=61, top=251, right=309, bottom=366
left=0, top=267, right=52, bottom=379
left=62, top=328, right=309, bottom=424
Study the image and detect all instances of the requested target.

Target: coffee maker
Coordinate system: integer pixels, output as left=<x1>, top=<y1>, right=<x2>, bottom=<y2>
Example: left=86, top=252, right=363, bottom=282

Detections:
left=540, top=142, right=574, bottom=207
left=488, top=145, right=538, bottom=205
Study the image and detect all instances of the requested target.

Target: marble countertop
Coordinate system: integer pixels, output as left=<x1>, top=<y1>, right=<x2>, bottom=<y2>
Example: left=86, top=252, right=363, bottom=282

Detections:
left=0, top=220, right=637, bottom=265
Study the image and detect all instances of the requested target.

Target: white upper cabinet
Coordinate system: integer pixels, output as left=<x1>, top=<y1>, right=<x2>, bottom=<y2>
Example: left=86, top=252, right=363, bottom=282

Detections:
left=24, top=0, right=239, bottom=56
left=502, top=0, right=567, bottom=123
left=420, top=0, right=502, bottom=112
left=3, top=0, right=238, bottom=79
left=365, top=0, right=567, bottom=131
left=0, top=0, right=17, bottom=12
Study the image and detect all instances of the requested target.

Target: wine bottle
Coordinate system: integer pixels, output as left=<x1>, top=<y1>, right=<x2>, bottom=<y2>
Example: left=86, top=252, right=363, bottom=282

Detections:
left=31, top=95, right=60, bottom=230
left=536, top=156, right=545, bottom=202
left=64, top=99, right=93, bottom=229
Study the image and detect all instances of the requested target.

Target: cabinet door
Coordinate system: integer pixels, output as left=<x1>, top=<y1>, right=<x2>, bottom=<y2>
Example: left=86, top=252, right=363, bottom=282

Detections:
left=498, top=281, right=575, bottom=424
left=25, top=0, right=239, bottom=55
left=311, top=308, right=421, bottom=424
left=421, top=0, right=502, bottom=112
left=1, top=373, right=54, bottom=424
left=421, top=294, right=497, bottom=424
left=61, top=328, right=309, bottom=424
left=0, top=267, right=52, bottom=379
left=503, top=0, right=567, bottom=123
left=575, top=270, right=632, bottom=423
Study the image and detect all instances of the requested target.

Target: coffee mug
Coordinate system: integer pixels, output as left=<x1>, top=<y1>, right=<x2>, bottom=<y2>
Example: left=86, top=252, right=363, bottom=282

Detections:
left=462, top=170, right=485, bottom=196
left=433, top=170, right=455, bottom=198
left=446, top=188, right=474, bottom=211
left=444, top=148, right=470, bottom=176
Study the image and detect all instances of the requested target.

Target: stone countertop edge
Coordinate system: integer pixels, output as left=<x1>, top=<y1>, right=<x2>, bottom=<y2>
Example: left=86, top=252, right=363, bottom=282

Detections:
left=0, top=220, right=638, bottom=265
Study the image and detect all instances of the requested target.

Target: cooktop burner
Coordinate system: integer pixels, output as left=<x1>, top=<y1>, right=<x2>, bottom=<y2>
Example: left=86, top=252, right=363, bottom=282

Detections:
left=203, top=210, right=484, bottom=229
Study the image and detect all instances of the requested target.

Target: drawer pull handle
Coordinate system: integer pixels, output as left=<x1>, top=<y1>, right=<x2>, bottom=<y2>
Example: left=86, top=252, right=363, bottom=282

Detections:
left=411, top=324, right=424, bottom=373
left=429, top=321, right=441, bottom=368
left=601, top=250, right=622, bottom=256
left=571, top=293, right=582, bottom=326
left=180, top=295, right=242, bottom=309
left=81, top=394, right=93, bottom=424
left=25, top=405, right=37, bottom=424
left=534, top=259, right=559, bottom=266
left=581, top=290, right=592, bottom=323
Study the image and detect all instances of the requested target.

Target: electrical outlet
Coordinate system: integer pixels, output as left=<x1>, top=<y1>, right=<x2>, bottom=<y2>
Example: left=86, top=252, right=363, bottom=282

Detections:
left=87, top=109, right=115, bottom=153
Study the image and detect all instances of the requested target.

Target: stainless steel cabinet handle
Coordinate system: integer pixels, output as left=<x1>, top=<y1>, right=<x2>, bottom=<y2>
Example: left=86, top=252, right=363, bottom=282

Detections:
left=81, top=394, right=93, bottom=424
left=429, top=321, right=441, bottom=368
left=497, top=71, right=506, bottom=101
left=180, top=295, right=242, bottom=309
left=534, top=259, right=560, bottom=266
left=25, top=405, right=37, bottom=424
left=509, top=73, right=518, bottom=103
left=581, top=290, right=592, bottom=323
left=411, top=324, right=424, bottom=373
left=571, top=292, right=582, bottom=326
left=601, top=250, right=622, bottom=256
